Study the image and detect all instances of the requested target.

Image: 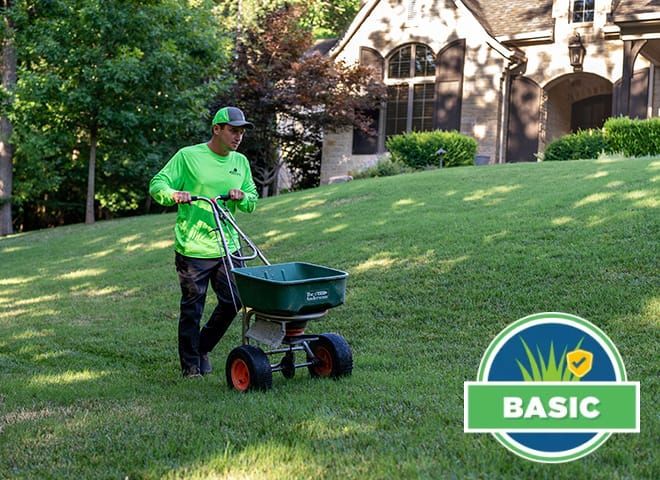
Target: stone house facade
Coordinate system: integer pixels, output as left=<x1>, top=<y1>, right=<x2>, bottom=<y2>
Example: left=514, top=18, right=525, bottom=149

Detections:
left=320, top=0, right=660, bottom=184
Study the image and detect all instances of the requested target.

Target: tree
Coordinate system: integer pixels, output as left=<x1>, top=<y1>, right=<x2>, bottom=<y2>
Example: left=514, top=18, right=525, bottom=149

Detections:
left=0, top=0, right=16, bottom=235
left=11, top=0, right=231, bottom=227
left=230, top=0, right=360, bottom=39
left=304, top=0, right=360, bottom=38
left=213, top=3, right=384, bottom=195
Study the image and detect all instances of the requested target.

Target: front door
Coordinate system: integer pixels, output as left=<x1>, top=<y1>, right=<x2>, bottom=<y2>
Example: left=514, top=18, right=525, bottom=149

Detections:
left=571, top=94, right=612, bottom=131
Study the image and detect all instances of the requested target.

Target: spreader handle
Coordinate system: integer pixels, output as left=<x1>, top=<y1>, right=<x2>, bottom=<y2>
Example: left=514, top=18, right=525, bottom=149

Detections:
left=190, top=195, right=230, bottom=202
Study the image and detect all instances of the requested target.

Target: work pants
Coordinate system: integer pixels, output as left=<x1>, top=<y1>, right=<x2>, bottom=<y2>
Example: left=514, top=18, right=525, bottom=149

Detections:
left=174, top=252, right=243, bottom=372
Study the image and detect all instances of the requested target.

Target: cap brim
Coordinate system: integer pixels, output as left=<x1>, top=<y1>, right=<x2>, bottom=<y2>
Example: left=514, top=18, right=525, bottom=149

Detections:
left=227, top=121, right=254, bottom=129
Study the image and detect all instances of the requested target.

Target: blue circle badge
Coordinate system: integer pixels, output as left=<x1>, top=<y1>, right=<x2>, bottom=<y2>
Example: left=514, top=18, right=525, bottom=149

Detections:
left=464, top=312, right=639, bottom=463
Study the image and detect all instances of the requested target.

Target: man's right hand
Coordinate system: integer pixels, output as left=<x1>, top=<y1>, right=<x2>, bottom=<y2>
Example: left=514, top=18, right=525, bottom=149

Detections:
left=172, top=191, right=192, bottom=204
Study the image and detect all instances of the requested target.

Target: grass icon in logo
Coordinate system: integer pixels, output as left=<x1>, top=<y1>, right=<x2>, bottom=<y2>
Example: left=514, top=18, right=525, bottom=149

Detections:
left=464, top=312, right=639, bottom=463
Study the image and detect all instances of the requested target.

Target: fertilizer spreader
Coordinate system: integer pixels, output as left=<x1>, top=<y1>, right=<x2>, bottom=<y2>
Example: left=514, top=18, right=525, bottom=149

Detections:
left=191, top=195, right=353, bottom=391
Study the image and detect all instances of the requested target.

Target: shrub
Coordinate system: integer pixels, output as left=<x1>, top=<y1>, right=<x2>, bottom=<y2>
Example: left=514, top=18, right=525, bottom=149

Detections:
left=543, top=129, right=609, bottom=161
left=543, top=117, right=660, bottom=161
left=352, top=156, right=414, bottom=179
left=385, top=130, right=477, bottom=169
left=604, top=116, right=660, bottom=157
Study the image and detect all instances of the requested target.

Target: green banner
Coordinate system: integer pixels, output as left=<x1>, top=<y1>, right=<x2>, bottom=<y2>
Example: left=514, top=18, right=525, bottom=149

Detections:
left=465, top=382, right=639, bottom=431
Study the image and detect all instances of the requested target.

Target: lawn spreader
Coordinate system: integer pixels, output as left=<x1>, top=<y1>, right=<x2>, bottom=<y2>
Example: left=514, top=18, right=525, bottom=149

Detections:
left=191, top=194, right=353, bottom=392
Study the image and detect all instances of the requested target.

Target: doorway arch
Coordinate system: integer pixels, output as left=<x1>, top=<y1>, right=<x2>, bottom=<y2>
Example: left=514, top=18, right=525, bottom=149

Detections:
left=542, top=73, right=613, bottom=149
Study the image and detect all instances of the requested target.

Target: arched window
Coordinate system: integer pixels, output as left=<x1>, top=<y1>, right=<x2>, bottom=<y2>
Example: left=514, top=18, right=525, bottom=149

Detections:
left=572, top=0, right=594, bottom=23
left=385, top=44, right=436, bottom=136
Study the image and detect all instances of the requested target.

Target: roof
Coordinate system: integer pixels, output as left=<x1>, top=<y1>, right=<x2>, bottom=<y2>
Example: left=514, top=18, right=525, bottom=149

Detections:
left=331, top=0, right=660, bottom=60
left=464, top=0, right=660, bottom=35
left=304, top=38, right=339, bottom=58
left=612, top=0, right=660, bottom=18
left=330, top=0, right=519, bottom=60
left=462, top=0, right=554, bottom=37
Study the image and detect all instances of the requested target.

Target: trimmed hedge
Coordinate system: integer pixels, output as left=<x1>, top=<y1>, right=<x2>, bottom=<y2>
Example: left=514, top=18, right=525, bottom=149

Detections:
left=385, top=130, right=477, bottom=169
left=543, top=129, right=609, bottom=162
left=544, top=116, right=660, bottom=161
left=604, top=117, right=660, bottom=157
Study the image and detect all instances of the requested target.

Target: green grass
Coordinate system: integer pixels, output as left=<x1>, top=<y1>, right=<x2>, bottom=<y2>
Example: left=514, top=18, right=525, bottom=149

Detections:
left=1, top=156, right=658, bottom=479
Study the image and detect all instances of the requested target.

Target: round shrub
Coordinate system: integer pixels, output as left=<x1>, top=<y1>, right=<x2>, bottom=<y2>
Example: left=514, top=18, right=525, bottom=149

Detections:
left=385, top=130, right=477, bottom=169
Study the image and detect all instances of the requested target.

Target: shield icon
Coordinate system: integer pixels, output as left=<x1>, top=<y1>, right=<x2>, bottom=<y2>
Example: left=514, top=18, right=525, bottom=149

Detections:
left=567, top=349, right=593, bottom=378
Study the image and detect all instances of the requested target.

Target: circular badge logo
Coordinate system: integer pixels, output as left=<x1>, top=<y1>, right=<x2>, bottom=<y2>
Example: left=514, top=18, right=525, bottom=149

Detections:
left=464, top=312, right=639, bottom=463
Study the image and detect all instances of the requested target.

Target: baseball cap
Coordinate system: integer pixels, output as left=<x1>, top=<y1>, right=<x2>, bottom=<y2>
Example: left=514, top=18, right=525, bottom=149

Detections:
left=212, top=106, right=254, bottom=129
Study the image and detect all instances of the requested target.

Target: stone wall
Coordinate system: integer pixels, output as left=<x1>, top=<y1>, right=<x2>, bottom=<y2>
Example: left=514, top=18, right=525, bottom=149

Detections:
left=320, top=129, right=381, bottom=184
left=460, top=42, right=508, bottom=164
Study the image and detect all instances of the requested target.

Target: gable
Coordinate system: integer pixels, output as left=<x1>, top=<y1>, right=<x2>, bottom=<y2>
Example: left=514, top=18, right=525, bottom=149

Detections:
left=330, top=0, right=517, bottom=64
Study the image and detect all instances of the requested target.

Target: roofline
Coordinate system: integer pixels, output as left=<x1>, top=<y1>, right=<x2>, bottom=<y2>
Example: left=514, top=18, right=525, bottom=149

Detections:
left=613, top=12, right=660, bottom=24
left=453, top=0, right=522, bottom=61
left=330, top=0, right=524, bottom=63
left=496, top=28, right=554, bottom=46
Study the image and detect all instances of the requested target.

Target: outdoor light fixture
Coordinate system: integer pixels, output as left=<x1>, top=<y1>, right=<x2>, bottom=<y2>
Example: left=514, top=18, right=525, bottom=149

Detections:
left=568, top=32, right=586, bottom=71
left=436, top=148, right=446, bottom=168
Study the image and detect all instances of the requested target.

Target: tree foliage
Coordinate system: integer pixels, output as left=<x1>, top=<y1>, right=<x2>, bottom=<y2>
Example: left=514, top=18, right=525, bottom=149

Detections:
left=213, top=3, right=384, bottom=194
left=223, top=0, right=360, bottom=39
left=9, top=0, right=231, bottom=229
left=303, top=0, right=360, bottom=38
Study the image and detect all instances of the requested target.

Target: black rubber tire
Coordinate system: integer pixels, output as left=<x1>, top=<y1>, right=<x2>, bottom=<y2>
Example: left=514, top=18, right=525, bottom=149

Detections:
left=307, top=333, right=353, bottom=378
left=281, top=351, right=296, bottom=379
left=226, top=345, right=273, bottom=392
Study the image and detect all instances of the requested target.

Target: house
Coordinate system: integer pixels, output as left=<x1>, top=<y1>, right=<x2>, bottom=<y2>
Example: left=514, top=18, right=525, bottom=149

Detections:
left=320, top=0, right=660, bottom=183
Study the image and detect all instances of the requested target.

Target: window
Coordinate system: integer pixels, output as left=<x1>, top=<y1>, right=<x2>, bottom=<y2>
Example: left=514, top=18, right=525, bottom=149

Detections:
left=412, top=83, right=435, bottom=131
left=386, top=85, right=409, bottom=136
left=388, top=46, right=412, bottom=79
left=385, top=44, right=436, bottom=137
left=407, top=0, right=419, bottom=22
left=572, top=0, right=594, bottom=23
left=415, top=45, right=435, bottom=77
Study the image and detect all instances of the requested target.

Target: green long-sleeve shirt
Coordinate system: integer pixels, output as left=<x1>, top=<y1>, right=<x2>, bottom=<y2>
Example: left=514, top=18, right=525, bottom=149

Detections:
left=149, top=143, right=258, bottom=258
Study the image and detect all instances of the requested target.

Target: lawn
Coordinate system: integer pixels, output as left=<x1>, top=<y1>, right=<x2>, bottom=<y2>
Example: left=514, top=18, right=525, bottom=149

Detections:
left=0, top=156, right=658, bottom=479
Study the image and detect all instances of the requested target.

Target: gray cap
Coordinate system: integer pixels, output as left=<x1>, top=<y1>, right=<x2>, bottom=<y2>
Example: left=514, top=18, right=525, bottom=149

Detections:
left=212, top=106, right=254, bottom=129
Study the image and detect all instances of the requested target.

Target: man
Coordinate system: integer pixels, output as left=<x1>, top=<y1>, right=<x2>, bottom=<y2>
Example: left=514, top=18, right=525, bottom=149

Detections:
left=149, top=106, right=258, bottom=378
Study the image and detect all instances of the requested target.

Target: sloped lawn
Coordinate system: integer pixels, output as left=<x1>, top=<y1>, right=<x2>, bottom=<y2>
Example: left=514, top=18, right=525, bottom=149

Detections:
left=0, top=156, right=658, bottom=478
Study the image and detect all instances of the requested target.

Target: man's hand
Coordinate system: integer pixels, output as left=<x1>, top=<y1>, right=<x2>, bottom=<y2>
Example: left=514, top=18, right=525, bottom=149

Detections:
left=228, top=189, right=244, bottom=201
left=172, top=191, right=192, bottom=204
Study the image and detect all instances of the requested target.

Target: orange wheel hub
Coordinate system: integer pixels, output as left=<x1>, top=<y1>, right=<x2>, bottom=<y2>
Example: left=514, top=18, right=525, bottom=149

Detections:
left=231, top=358, right=250, bottom=391
left=314, top=346, right=333, bottom=377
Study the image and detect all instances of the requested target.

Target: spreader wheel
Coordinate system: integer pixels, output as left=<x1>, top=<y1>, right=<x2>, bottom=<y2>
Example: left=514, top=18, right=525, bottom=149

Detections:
left=226, top=345, right=272, bottom=392
left=308, top=333, right=353, bottom=378
left=281, top=351, right=296, bottom=379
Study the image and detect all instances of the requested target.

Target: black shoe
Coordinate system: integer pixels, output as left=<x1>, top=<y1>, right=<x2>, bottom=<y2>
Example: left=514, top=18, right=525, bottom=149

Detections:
left=182, top=365, right=202, bottom=378
left=200, top=354, right=212, bottom=375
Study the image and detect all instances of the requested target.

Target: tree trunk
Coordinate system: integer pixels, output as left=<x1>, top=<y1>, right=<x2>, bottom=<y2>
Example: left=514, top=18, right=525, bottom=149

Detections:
left=0, top=1, right=16, bottom=236
left=85, top=125, right=98, bottom=224
left=144, top=193, right=151, bottom=213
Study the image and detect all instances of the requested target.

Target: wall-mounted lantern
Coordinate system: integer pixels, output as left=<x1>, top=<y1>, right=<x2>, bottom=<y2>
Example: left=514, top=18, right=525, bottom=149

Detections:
left=568, top=32, right=586, bottom=71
